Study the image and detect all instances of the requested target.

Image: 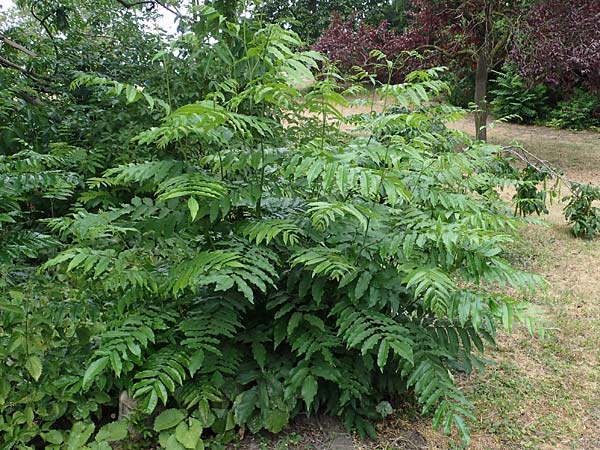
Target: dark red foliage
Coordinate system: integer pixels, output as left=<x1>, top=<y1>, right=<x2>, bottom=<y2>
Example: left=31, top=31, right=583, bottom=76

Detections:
left=405, top=0, right=496, bottom=67
left=405, top=0, right=454, bottom=47
left=312, top=14, right=425, bottom=83
left=511, top=0, right=600, bottom=90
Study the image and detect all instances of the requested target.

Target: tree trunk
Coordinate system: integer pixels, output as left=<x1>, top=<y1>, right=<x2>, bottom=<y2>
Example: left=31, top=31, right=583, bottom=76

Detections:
left=474, top=53, right=489, bottom=142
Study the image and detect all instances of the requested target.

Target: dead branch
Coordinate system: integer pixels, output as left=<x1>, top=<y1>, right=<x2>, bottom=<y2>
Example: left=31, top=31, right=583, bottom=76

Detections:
left=503, top=144, right=576, bottom=192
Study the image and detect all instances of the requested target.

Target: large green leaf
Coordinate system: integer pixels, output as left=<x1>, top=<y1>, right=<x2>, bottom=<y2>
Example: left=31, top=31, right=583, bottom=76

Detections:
left=154, top=409, right=187, bottom=432
left=301, top=375, right=318, bottom=411
left=95, top=421, right=128, bottom=442
left=25, top=355, right=42, bottom=381
left=66, top=422, right=95, bottom=450
left=82, top=357, right=109, bottom=390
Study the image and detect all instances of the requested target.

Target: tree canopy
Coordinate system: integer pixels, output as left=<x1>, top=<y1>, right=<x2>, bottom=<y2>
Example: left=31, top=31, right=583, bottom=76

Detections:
left=256, top=0, right=410, bottom=42
left=510, top=0, right=600, bottom=90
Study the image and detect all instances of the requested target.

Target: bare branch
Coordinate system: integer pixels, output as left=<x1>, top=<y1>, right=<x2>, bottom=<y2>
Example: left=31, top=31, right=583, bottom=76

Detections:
left=155, top=0, right=182, bottom=19
left=503, top=144, right=578, bottom=192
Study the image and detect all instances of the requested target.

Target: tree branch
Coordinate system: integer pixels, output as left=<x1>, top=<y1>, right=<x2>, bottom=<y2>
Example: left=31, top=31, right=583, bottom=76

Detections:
left=155, top=0, right=182, bottom=19
left=114, top=0, right=182, bottom=19
left=414, top=44, right=476, bottom=59
left=0, top=34, right=37, bottom=57
left=30, top=1, right=60, bottom=76
left=489, top=30, right=509, bottom=65
left=18, top=91, right=45, bottom=107
left=115, top=0, right=156, bottom=8
left=0, top=55, right=49, bottom=84
left=503, top=144, right=580, bottom=192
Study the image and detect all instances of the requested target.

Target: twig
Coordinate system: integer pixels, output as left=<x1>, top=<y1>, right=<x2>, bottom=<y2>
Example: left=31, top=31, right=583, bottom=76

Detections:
left=503, top=144, right=578, bottom=193
left=388, top=435, right=422, bottom=450
left=154, top=0, right=182, bottom=19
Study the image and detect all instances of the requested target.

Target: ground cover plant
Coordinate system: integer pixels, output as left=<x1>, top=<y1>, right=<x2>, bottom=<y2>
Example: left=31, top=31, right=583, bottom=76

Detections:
left=0, top=2, right=551, bottom=449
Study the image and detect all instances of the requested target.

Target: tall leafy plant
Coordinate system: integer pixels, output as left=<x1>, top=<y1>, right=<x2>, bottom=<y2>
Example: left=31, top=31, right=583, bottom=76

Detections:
left=0, top=8, right=544, bottom=449
left=490, top=67, right=549, bottom=124
left=563, top=183, right=600, bottom=238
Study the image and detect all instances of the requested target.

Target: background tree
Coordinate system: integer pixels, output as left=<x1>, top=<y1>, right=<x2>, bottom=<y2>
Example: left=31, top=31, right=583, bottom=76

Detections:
left=509, top=0, right=600, bottom=91
left=405, top=0, right=533, bottom=141
left=256, top=0, right=410, bottom=43
left=312, top=14, right=422, bottom=84
left=0, top=0, right=169, bottom=159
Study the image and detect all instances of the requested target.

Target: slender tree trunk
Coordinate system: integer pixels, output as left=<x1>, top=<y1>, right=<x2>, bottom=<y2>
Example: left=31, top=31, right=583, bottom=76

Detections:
left=474, top=53, right=488, bottom=142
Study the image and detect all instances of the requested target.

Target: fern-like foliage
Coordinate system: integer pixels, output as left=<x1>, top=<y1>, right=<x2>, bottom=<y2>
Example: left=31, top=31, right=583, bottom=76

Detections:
left=0, top=10, right=544, bottom=450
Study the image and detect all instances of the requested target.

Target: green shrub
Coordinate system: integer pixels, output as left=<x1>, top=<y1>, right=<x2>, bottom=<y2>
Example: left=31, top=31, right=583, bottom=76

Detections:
left=445, top=71, right=475, bottom=108
left=0, top=11, right=544, bottom=450
left=547, top=89, right=600, bottom=130
left=513, top=165, right=552, bottom=216
left=490, top=67, right=549, bottom=124
left=563, top=183, right=600, bottom=238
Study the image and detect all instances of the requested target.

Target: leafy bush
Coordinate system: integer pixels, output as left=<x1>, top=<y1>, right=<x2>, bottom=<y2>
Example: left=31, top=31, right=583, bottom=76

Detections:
left=490, top=68, right=549, bottom=124
left=547, top=89, right=600, bottom=130
left=0, top=8, right=544, bottom=450
left=513, top=165, right=553, bottom=216
left=511, top=0, right=600, bottom=91
left=563, top=183, right=600, bottom=238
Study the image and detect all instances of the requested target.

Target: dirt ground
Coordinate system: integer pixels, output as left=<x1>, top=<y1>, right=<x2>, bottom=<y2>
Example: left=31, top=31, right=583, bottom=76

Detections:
left=451, top=118, right=600, bottom=184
